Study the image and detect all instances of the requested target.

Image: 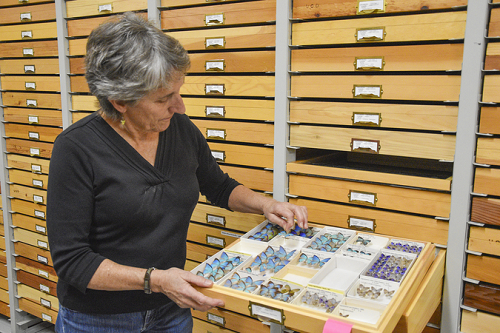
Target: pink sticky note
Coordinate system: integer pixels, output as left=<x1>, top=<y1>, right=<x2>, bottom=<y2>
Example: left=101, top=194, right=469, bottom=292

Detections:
left=323, top=318, right=353, bottom=333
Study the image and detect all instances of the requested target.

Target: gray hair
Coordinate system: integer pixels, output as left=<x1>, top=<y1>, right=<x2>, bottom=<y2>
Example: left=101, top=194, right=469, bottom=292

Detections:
left=84, top=12, right=190, bottom=120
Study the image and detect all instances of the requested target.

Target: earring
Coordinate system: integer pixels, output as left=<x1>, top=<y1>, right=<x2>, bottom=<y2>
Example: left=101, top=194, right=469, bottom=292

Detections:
left=120, top=117, right=126, bottom=126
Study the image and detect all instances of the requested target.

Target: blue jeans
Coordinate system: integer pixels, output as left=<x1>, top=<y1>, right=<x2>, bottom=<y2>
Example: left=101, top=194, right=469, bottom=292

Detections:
left=55, top=303, right=193, bottom=333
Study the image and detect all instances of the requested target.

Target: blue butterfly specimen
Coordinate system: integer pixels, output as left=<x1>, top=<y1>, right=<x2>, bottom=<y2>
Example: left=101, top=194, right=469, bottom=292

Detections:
left=196, top=252, right=243, bottom=282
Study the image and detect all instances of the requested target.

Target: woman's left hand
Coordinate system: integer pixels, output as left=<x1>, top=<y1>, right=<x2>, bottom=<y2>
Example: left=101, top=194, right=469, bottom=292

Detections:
left=262, top=200, right=308, bottom=232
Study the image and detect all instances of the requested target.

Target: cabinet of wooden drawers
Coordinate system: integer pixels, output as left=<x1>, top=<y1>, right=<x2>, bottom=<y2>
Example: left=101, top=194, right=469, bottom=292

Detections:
left=11, top=198, right=46, bottom=221
left=66, top=0, right=147, bottom=18
left=4, top=123, right=62, bottom=143
left=0, top=58, right=59, bottom=74
left=0, top=40, right=58, bottom=58
left=182, top=76, right=275, bottom=98
left=185, top=97, right=274, bottom=121
left=192, top=307, right=271, bottom=333
left=0, top=2, right=55, bottom=24
left=1, top=75, right=60, bottom=92
left=188, top=51, right=275, bottom=73
left=2, top=91, right=61, bottom=109
left=187, top=222, right=243, bottom=249
left=5, top=138, right=53, bottom=159
left=192, top=119, right=274, bottom=145
left=3, top=107, right=62, bottom=127
left=471, top=197, right=500, bottom=227
left=191, top=202, right=264, bottom=232
left=207, top=142, right=273, bottom=169
left=0, top=22, right=57, bottom=42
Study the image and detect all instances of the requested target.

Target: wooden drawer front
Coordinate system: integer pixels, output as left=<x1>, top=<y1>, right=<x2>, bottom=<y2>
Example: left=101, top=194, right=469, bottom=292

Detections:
left=193, top=317, right=234, bottom=333
left=11, top=198, right=46, bottom=220
left=219, top=165, right=273, bottom=192
left=0, top=59, right=59, bottom=75
left=289, top=174, right=451, bottom=218
left=67, top=12, right=148, bottom=37
left=72, top=112, right=93, bottom=123
left=182, top=76, right=275, bottom=98
left=161, top=0, right=275, bottom=30
left=0, top=22, right=57, bottom=42
left=10, top=184, right=47, bottom=205
left=482, top=75, right=500, bottom=103
left=469, top=226, right=500, bottom=256
left=14, top=242, right=52, bottom=267
left=185, top=97, right=274, bottom=121
left=208, top=142, right=273, bottom=168
left=19, top=298, right=57, bottom=324
left=0, top=277, right=7, bottom=292
left=479, top=107, right=500, bottom=134
left=1, top=76, right=60, bottom=92
left=9, top=169, right=48, bottom=190
left=4, top=123, right=61, bottom=143
left=290, top=101, right=458, bottom=132
left=292, top=0, right=467, bottom=19
left=69, top=57, right=85, bottom=74
left=68, top=38, right=88, bottom=56
left=291, top=75, right=461, bottom=102
left=14, top=228, right=49, bottom=251
left=0, top=289, right=8, bottom=305
left=187, top=223, right=243, bottom=249
left=69, top=76, right=89, bottom=93
left=66, top=0, right=147, bottom=18
left=191, top=202, right=263, bottom=232
left=6, top=138, right=53, bottom=159
left=464, top=282, right=500, bottom=316
left=476, top=137, right=500, bottom=166
left=17, top=270, right=56, bottom=297
left=474, top=167, right=500, bottom=196
left=0, top=3, right=55, bottom=24
left=489, top=7, right=500, bottom=37
left=290, top=125, right=456, bottom=161
left=1, top=0, right=51, bottom=7
left=3, top=107, right=62, bottom=127
left=0, top=40, right=58, bottom=58
left=186, top=241, right=219, bottom=263
left=185, top=259, right=199, bottom=271
left=291, top=11, right=467, bottom=46
left=7, top=154, right=50, bottom=175
left=72, top=95, right=99, bottom=111
left=471, top=197, right=500, bottom=227
left=0, top=264, right=6, bottom=279
left=192, top=119, right=274, bottom=145
left=192, top=307, right=270, bottom=333
left=1, top=92, right=61, bottom=109
left=188, top=51, right=275, bottom=73
left=484, top=43, right=500, bottom=70
left=0, top=301, right=8, bottom=318
left=18, top=283, right=58, bottom=311
left=291, top=44, right=464, bottom=72
left=0, top=237, right=5, bottom=251
left=167, top=25, right=276, bottom=51
left=16, top=256, right=57, bottom=283
left=161, top=0, right=242, bottom=7
left=461, top=310, right=500, bottom=333
left=466, top=254, right=500, bottom=286
left=12, top=213, right=47, bottom=236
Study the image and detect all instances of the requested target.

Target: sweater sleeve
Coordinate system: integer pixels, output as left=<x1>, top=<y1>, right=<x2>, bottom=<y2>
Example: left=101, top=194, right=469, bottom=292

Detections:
left=46, top=134, right=106, bottom=294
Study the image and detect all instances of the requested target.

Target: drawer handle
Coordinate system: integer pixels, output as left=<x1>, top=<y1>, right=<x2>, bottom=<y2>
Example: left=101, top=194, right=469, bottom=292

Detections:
left=205, top=60, right=225, bottom=72
left=25, top=82, right=36, bottom=90
left=347, top=216, right=377, bottom=232
left=353, top=85, right=382, bottom=99
left=355, top=27, right=386, bottom=42
left=28, top=131, right=40, bottom=140
left=34, top=209, right=46, bottom=219
left=32, top=178, right=44, bottom=188
left=40, top=297, right=51, bottom=309
left=33, top=194, right=44, bottom=204
left=20, top=12, right=32, bottom=22
left=356, top=0, right=386, bottom=15
left=26, top=99, right=37, bottom=107
left=207, top=312, right=226, bottom=327
left=205, top=13, right=224, bottom=26
left=206, top=235, right=225, bottom=248
left=354, top=57, right=385, bottom=71
left=23, top=48, right=34, bottom=57
left=205, top=84, right=225, bottom=95
left=30, top=147, right=41, bottom=156
left=35, top=224, right=47, bottom=234
left=211, top=150, right=226, bottom=162
left=249, top=301, right=285, bottom=325
left=206, top=213, right=226, bottom=227
left=28, top=115, right=39, bottom=124
left=21, top=30, right=33, bottom=39
left=41, top=313, right=53, bottom=323
left=24, top=65, right=36, bottom=74
left=348, top=190, right=377, bottom=206
left=206, top=128, right=226, bottom=140
left=38, top=269, right=49, bottom=279
left=205, top=37, right=226, bottom=49
left=98, top=4, right=113, bottom=13
left=352, top=112, right=382, bottom=127
left=205, top=105, right=225, bottom=117
left=351, top=138, right=380, bottom=154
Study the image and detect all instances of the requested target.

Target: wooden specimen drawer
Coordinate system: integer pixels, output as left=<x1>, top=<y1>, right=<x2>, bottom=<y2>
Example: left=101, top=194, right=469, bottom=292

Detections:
left=1, top=0, right=50, bottom=6
left=9, top=169, right=48, bottom=190
left=292, top=0, right=467, bottom=19
left=185, top=97, right=274, bottom=121
left=14, top=227, right=49, bottom=251
left=191, top=202, right=264, bottom=232
left=72, top=112, right=93, bottom=123
left=290, top=101, right=458, bottom=132
left=192, top=307, right=270, bottom=333
left=473, top=167, right=500, bottom=196
left=193, top=317, right=234, bottom=333
left=161, top=0, right=242, bottom=7
left=3, top=107, right=62, bottom=127
left=207, top=142, right=274, bottom=168
left=479, top=107, right=500, bottom=134
left=291, top=11, right=467, bottom=46
left=476, top=137, right=500, bottom=166
left=1, top=75, right=60, bottom=92
left=290, top=75, right=461, bottom=102
left=466, top=254, right=500, bottom=286
left=161, top=0, right=275, bottom=30
left=5, top=138, right=53, bottom=159
left=469, top=226, right=500, bottom=257
left=11, top=198, right=46, bottom=220
left=482, top=75, right=500, bottom=103
left=12, top=213, right=47, bottom=236
left=167, top=25, right=276, bottom=51
left=184, top=259, right=199, bottom=271
left=69, top=57, right=85, bottom=74
left=0, top=3, right=55, bottom=24
left=68, top=38, right=90, bottom=56
left=0, top=40, right=58, bottom=58
left=0, top=22, right=57, bottom=42
left=67, top=12, right=148, bottom=37
left=290, top=125, right=456, bottom=161
left=19, top=298, right=57, bottom=324
left=16, top=256, right=57, bottom=284
left=7, top=154, right=50, bottom=175
left=188, top=51, right=275, bottom=73
left=187, top=222, right=243, bottom=249
left=14, top=242, right=52, bottom=267
left=219, top=165, right=273, bottom=192
left=4, top=123, right=61, bottom=143
left=66, top=0, right=147, bottom=18
left=186, top=241, right=219, bottom=263
left=289, top=174, right=451, bottom=218
left=0, top=237, right=5, bottom=251
left=471, top=197, right=500, bottom=227
left=10, top=184, right=47, bottom=205
left=0, top=277, right=7, bottom=291
left=71, top=95, right=99, bottom=111
left=18, top=284, right=58, bottom=311
left=17, top=270, right=56, bottom=297
left=192, top=119, right=274, bottom=145
left=484, top=43, right=500, bottom=70
left=0, top=301, right=8, bottom=318
left=69, top=76, right=89, bottom=93
left=489, top=7, right=500, bottom=37
left=291, top=44, right=464, bottom=72
left=0, top=59, right=59, bottom=74
left=0, top=289, right=8, bottom=305
left=463, top=282, right=500, bottom=316
left=1, top=91, right=61, bottom=109
left=461, top=310, right=500, bottom=333
left=182, top=76, right=275, bottom=98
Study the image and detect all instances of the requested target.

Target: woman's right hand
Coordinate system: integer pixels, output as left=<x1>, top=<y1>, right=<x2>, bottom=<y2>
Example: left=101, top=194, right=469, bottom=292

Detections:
left=151, top=267, right=225, bottom=311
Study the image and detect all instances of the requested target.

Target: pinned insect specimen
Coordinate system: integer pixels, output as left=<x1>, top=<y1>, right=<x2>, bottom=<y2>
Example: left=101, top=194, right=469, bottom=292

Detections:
left=196, top=252, right=242, bottom=282
left=245, top=246, right=295, bottom=275
left=259, top=281, right=300, bottom=303
left=356, top=283, right=382, bottom=299
left=298, top=253, right=330, bottom=268
left=364, top=253, right=413, bottom=282
left=248, top=222, right=319, bottom=242
left=223, top=272, right=264, bottom=293
left=354, top=236, right=372, bottom=246
left=300, top=290, right=339, bottom=313
left=386, top=241, right=422, bottom=255
left=306, top=232, right=349, bottom=253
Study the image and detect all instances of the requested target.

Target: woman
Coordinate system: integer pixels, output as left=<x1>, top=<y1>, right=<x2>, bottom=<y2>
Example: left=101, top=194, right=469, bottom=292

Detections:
left=46, top=12, right=308, bottom=333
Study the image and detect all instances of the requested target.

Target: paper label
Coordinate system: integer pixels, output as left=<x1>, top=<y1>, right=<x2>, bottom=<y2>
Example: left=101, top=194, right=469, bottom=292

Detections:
left=20, top=12, right=32, bottom=21
left=34, top=210, right=45, bottom=219
left=349, top=217, right=375, bottom=231
left=353, top=113, right=381, bottom=126
left=206, top=106, right=225, bottom=117
left=205, top=84, right=225, bottom=95
left=23, top=48, right=34, bottom=56
left=211, top=151, right=225, bottom=162
left=351, top=139, right=379, bottom=153
left=25, top=82, right=36, bottom=90
left=40, top=284, right=50, bottom=293
left=250, top=303, right=283, bottom=324
left=98, top=4, right=112, bottom=12
left=29, top=131, right=40, bottom=140
left=206, top=61, right=225, bottom=71
left=32, top=179, right=43, bottom=188
left=41, top=313, right=52, bottom=322
left=35, top=224, right=46, bottom=234
left=37, top=255, right=48, bottom=264
left=356, top=58, right=383, bottom=70
left=357, top=28, right=384, bottom=41
left=358, top=0, right=384, bottom=12
left=207, top=313, right=225, bottom=326
left=354, top=86, right=381, bottom=98
left=33, top=194, right=44, bottom=203
left=31, top=163, right=42, bottom=173
left=26, top=99, right=37, bottom=107
left=40, top=298, right=51, bottom=308
left=30, top=147, right=40, bottom=156
left=349, top=191, right=376, bottom=205
left=21, top=31, right=33, bottom=39
left=24, top=65, right=35, bottom=73
left=221, top=231, right=241, bottom=238
left=38, top=269, right=49, bottom=278
left=37, top=240, right=48, bottom=249
left=206, top=14, right=224, bottom=26
left=206, top=37, right=225, bottom=49
left=207, top=214, right=225, bottom=226
left=207, top=129, right=226, bottom=140
left=29, top=115, right=39, bottom=124
left=206, top=235, right=225, bottom=247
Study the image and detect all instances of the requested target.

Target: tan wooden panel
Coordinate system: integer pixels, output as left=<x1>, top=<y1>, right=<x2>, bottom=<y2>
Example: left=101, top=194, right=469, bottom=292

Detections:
left=191, top=202, right=264, bottom=232
left=5, top=138, right=53, bottom=159
left=0, top=277, right=8, bottom=291
left=1, top=0, right=52, bottom=7
left=69, top=57, right=85, bottom=74
left=291, top=75, right=461, bottom=102
left=471, top=197, right=500, bottom=227
left=19, top=298, right=57, bottom=324
left=193, top=318, right=234, bottom=333
left=4, top=123, right=61, bottom=143
left=0, top=301, right=8, bottom=318
left=167, top=25, right=276, bottom=51
left=208, top=142, right=273, bottom=168
left=9, top=169, right=48, bottom=190
left=0, top=2, right=55, bottom=24
left=14, top=227, right=49, bottom=251
left=479, top=107, right=500, bottom=134
left=192, top=119, right=274, bottom=145
left=0, top=22, right=57, bottom=42
left=11, top=198, right=46, bottom=220
left=290, top=101, right=458, bottom=132
left=69, top=76, right=89, bottom=93
left=463, top=282, right=500, bottom=316
left=469, top=226, right=500, bottom=257
left=161, top=0, right=244, bottom=7
left=466, top=254, right=500, bottom=286
left=68, top=38, right=88, bottom=56
left=188, top=50, right=275, bottom=73
left=489, top=7, right=500, bottom=37
left=291, top=11, right=467, bottom=46
left=67, top=12, right=148, bottom=37
left=17, top=284, right=58, bottom=311
left=10, top=184, right=47, bottom=205
left=461, top=310, right=500, bottom=333
left=66, top=0, right=147, bottom=18
left=292, top=0, right=468, bottom=19
left=474, top=167, right=500, bottom=196
left=1, top=76, right=60, bottom=92
left=0, top=289, right=8, bottom=305
left=476, top=137, right=500, bottom=166
left=482, top=75, right=500, bottom=103
left=16, top=256, right=58, bottom=284
left=3, top=107, right=62, bottom=127
left=0, top=237, right=5, bottom=251
left=12, top=213, right=47, bottom=236
left=1, top=91, right=61, bottom=109
left=182, top=75, right=275, bottom=97
left=186, top=241, right=219, bottom=263
left=219, top=165, right=273, bottom=192
left=291, top=44, right=464, bottom=72
left=484, top=43, right=500, bottom=70
left=0, top=59, right=59, bottom=75
left=184, top=259, right=199, bottom=271
left=290, top=125, right=456, bottom=161
left=0, top=40, right=58, bottom=58
left=192, top=307, right=271, bottom=333
left=17, top=270, right=56, bottom=297
left=161, top=0, right=275, bottom=30
left=14, top=242, right=52, bottom=266
left=184, top=97, right=274, bottom=121
left=187, top=223, right=243, bottom=249
left=7, top=154, right=51, bottom=175
left=71, top=95, right=99, bottom=111
left=72, top=112, right=93, bottom=123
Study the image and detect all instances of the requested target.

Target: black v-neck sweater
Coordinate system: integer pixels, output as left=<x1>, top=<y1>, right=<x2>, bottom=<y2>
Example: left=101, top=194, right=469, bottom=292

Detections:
left=46, top=112, right=240, bottom=314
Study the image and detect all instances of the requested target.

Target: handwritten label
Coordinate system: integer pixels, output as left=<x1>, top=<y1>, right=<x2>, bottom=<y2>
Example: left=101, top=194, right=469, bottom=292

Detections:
left=206, top=14, right=224, bottom=26
left=221, top=231, right=241, bottom=239
left=21, top=31, right=33, bottom=39
left=29, top=131, right=40, bottom=140
left=30, top=147, right=40, bottom=156
left=23, top=48, right=34, bottom=56
left=211, top=150, right=225, bottom=162
left=206, top=37, right=225, bottom=49
left=24, top=65, right=35, bottom=73
left=349, top=191, right=376, bottom=205
left=206, top=106, right=225, bottom=117
left=206, top=60, right=225, bottom=71
left=34, top=210, right=45, bottom=219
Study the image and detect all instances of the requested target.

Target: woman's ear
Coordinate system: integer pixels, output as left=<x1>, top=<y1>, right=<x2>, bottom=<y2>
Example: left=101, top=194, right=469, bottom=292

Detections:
left=108, top=99, right=127, bottom=114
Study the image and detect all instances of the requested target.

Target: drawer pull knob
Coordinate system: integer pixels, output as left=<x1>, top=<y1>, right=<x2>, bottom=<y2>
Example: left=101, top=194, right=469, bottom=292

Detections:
left=354, top=57, right=385, bottom=71
left=205, top=37, right=225, bottom=49
left=351, top=138, right=380, bottom=154
left=357, top=0, right=386, bottom=15
left=348, top=190, right=377, bottom=206
left=205, top=60, right=225, bottom=72
left=355, top=27, right=386, bottom=42
left=205, top=13, right=224, bottom=26
left=206, top=129, right=226, bottom=140
left=205, top=84, right=225, bottom=95
left=20, top=12, right=32, bottom=22
left=98, top=4, right=113, bottom=13
left=211, top=150, right=226, bottom=162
